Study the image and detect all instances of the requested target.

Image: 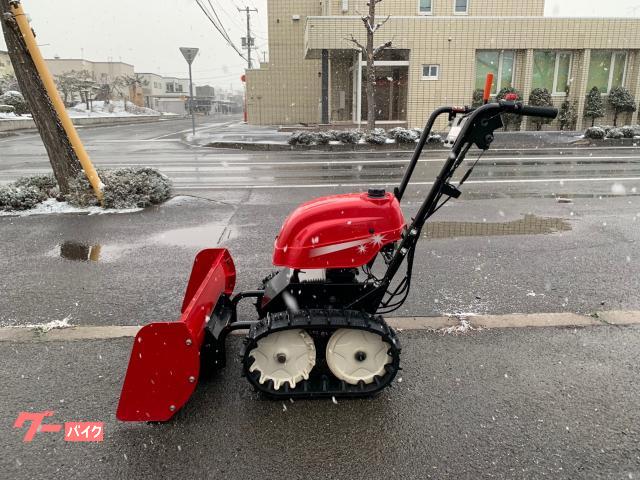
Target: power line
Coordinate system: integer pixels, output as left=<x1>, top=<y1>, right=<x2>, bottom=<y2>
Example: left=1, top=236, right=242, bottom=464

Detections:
left=195, top=0, right=247, bottom=63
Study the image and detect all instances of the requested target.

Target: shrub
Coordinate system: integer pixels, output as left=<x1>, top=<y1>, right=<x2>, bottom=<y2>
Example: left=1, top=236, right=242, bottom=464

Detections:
left=427, top=134, right=443, bottom=144
left=495, top=87, right=523, bottom=131
left=528, top=88, right=554, bottom=131
left=67, top=168, right=172, bottom=209
left=584, top=127, right=605, bottom=139
left=0, top=185, right=43, bottom=211
left=605, top=127, right=624, bottom=139
left=314, top=132, right=333, bottom=145
left=0, top=104, right=15, bottom=114
left=14, top=174, right=59, bottom=199
left=608, top=86, right=636, bottom=127
left=0, top=90, right=28, bottom=115
left=471, top=89, right=485, bottom=108
left=388, top=127, right=419, bottom=144
left=336, top=130, right=361, bottom=144
left=365, top=128, right=387, bottom=145
left=287, top=131, right=315, bottom=145
left=620, top=126, right=635, bottom=138
left=584, top=86, right=605, bottom=127
left=287, top=131, right=302, bottom=145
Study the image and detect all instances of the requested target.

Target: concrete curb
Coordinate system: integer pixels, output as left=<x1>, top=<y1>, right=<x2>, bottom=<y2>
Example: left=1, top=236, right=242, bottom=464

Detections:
left=1, top=311, right=638, bottom=342
left=203, top=141, right=433, bottom=152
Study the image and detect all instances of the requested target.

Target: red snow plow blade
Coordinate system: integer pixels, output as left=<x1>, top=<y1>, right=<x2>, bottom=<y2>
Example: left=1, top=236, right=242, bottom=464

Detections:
left=116, top=249, right=235, bottom=422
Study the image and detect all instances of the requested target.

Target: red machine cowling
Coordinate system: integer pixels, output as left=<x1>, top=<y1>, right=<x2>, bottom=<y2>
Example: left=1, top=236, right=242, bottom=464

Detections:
left=273, top=192, right=406, bottom=269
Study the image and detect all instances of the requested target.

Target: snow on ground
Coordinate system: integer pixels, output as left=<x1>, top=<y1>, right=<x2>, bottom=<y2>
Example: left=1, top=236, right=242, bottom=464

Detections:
left=0, top=111, right=18, bottom=119
left=67, top=100, right=160, bottom=118
left=0, top=198, right=142, bottom=217
left=0, top=316, right=73, bottom=331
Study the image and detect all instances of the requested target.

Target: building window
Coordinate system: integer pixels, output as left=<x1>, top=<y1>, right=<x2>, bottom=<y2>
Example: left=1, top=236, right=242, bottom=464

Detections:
left=422, top=64, right=439, bottom=80
left=588, top=50, right=627, bottom=93
left=419, top=0, right=432, bottom=14
left=454, top=0, right=468, bottom=14
left=475, top=50, right=515, bottom=94
left=532, top=51, right=572, bottom=95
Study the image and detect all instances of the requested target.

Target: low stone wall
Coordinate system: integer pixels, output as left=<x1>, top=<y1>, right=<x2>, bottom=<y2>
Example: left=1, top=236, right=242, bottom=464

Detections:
left=0, top=115, right=163, bottom=133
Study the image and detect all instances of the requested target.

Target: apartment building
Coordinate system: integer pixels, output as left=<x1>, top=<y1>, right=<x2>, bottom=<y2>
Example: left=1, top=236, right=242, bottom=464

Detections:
left=137, top=72, right=191, bottom=114
left=246, top=0, right=640, bottom=130
left=46, top=58, right=134, bottom=85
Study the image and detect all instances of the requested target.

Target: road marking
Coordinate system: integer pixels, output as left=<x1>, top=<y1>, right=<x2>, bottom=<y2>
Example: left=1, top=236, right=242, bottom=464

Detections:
left=148, top=121, right=235, bottom=140
left=1, top=311, right=637, bottom=342
left=173, top=176, right=640, bottom=190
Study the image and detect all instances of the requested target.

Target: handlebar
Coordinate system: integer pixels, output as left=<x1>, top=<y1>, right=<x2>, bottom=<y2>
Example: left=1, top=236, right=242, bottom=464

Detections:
left=498, top=100, right=558, bottom=119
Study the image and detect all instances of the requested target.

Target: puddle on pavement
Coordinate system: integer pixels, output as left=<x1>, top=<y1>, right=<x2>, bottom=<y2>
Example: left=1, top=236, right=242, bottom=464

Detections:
left=423, top=214, right=571, bottom=239
left=53, top=223, right=235, bottom=263
left=151, top=223, right=233, bottom=248
left=57, top=241, right=104, bottom=262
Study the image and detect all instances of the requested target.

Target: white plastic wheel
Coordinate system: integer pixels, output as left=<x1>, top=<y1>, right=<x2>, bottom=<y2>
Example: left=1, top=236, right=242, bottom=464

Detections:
left=326, top=329, right=392, bottom=385
left=248, top=329, right=316, bottom=390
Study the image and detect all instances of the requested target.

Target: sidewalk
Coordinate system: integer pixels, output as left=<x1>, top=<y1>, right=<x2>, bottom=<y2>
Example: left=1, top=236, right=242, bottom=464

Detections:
left=1, top=322, right=639, bottom=479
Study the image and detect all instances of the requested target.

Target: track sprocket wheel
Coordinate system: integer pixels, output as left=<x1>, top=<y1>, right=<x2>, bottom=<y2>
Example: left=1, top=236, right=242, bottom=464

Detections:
left=248, top=329, right=316, bottom=390
left=325, top=328, right=392, bottom=385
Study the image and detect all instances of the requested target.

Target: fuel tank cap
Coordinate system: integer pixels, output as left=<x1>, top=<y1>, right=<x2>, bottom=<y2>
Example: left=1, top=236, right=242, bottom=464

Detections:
left=367, top=188, right=386, bottom=198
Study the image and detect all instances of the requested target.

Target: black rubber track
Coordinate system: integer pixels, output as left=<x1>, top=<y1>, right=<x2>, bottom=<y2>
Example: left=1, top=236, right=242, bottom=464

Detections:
left=241, top=309, right=401, bottom=399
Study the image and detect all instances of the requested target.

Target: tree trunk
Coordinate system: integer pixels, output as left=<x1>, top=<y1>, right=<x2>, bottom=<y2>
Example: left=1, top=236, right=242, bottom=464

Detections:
left=613, top=112, right=618, bottom=127
left=0, top=1, right=82, bottom=194
left=365, top=1, right=376, bottom=131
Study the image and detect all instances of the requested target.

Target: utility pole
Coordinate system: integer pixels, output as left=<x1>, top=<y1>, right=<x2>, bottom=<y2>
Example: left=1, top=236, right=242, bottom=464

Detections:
left=238, top=6, right=258, bottom=69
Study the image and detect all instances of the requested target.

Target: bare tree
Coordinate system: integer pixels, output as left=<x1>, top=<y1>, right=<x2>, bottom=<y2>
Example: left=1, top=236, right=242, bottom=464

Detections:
left=0, top=0, right=82, bottom=194
left=348, top=0, right=392, bottom=130
left=54, top=70, right=81, bottom=106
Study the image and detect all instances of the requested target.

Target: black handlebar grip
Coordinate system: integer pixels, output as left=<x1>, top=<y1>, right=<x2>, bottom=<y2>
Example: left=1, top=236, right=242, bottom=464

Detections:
left=518, top=104, right=558, bottom=119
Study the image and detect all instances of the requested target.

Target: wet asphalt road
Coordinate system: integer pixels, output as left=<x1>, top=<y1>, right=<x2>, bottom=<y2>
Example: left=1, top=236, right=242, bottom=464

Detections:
left=0, top=119, right=639, bottom=478
left=2, top=327, right=640, bottom=479
left=0, top=118, right=639, bottom=325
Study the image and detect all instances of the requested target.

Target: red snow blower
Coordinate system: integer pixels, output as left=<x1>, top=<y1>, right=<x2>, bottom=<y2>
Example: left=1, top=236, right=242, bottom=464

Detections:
left=117, top=75, right=557, bottom=421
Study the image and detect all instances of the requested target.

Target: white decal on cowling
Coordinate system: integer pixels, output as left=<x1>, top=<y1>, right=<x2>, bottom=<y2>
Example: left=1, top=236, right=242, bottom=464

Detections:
left=309, top=234, right=386, bottom=258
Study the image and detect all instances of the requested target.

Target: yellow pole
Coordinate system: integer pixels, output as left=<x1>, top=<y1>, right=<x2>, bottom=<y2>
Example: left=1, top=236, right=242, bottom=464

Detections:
left=9, top=1, right=104, bottom=201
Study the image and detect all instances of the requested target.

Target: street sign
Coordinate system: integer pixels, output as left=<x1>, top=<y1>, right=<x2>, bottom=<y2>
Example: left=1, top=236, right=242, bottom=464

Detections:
left=179, top=47, right=199, bottom=136
left=179, top=47, right=199, bottom=65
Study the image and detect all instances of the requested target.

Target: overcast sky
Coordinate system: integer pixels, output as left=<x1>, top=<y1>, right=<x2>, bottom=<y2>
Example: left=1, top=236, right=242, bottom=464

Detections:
left=1, top=0, right=639, bottom=90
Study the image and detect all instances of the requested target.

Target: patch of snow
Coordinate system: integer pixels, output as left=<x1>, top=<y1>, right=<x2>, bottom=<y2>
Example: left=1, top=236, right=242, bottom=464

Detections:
left=67, top=100, right=160, bottom=118
left=611, top=183, right=627, bottom=195
left=439, top=317, right=479, bottom=335
left=19, top=316, right=73, bottom=332
left=0, top=198, right=142, bottom=217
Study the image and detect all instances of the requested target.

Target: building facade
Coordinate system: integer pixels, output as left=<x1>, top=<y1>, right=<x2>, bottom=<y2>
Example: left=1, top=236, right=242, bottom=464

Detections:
left=46, top=58, right=135, bottom=85
left=137, top=72, right=191, bottom=114
left=0, top=50, right=14, bottom=77
left=246, top=0, right=640, bottom=130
